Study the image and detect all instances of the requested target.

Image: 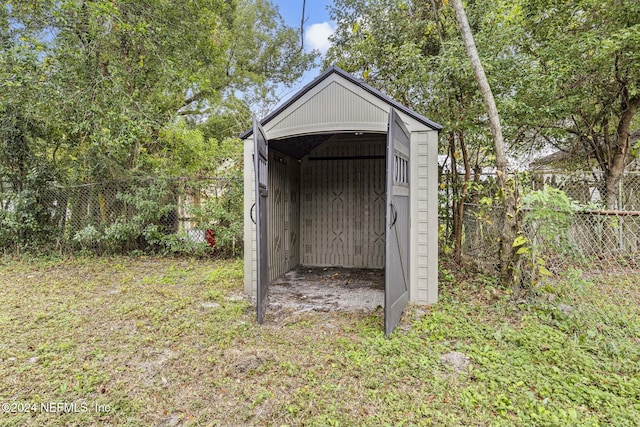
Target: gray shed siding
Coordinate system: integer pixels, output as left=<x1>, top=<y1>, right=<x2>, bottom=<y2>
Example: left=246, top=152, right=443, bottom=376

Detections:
left=244, top=139, right=257, bottom=298
left=267, top=81, right=389, bottom=138
left=410, top=130, right=439, bottom=304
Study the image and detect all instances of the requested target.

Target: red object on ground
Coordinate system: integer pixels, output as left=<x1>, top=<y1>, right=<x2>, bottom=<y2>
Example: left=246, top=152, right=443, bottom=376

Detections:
left=205, top=230, right=216, bottom=247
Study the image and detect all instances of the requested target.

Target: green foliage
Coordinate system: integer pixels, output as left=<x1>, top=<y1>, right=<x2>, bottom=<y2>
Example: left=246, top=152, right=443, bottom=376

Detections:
left=31, top=0, right=313, bottom=181
left=514, top=0, right=640, bottom=206
left=2, top=0, right=314, bottom=179
left=0, top=105, right=59, bottom=251
left=143, top=121, right=206, bottom=176
left=327, top=0, right=522, bottom=161
left=0, top=187, right=58, bottom=252
left=193, top=182, right=243, bottom=258
left=329, top=0, right=640, bottom=210
left=521, top=185, right=581, bottom=246
left=1, top=0, right=314, bottom=254
left=189, top=137, right=244, bottom=257
left=516, top=185, right=582, bottom=286
left=69, top=180, right=206, bottom=255
left=71, top=224, right=102, bottom=251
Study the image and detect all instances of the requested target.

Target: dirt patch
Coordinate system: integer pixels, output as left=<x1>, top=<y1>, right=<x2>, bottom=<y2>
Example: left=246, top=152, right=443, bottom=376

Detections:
left=268, top=267, right=384, bottom=314
left=228, top=348, right=274, bottom=373
left=440, top=351, right=472, bottom=373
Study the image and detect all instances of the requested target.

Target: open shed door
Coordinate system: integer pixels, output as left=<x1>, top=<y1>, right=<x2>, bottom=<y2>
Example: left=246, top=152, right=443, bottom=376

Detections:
left=385, top=108, right=411, bottom=336
left=253, top=118, right=269, bottom=324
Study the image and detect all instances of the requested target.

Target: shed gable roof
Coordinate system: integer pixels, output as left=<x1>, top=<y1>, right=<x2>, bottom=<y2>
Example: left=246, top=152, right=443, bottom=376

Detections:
left=240, top=65, right=442, bottom=140
left=269, top=79, right=388, bottom=135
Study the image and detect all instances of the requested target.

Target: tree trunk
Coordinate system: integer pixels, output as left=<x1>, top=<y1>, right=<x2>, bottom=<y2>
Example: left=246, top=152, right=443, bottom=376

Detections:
left=605, top=158, right=625, bottom=211
left=450, top=133, right=462, bottom=263
left=604, top=93, right=638, bottom=209
left=450, top=130, right=471, bottom=264
left=450, top=0, right=518, bottom=286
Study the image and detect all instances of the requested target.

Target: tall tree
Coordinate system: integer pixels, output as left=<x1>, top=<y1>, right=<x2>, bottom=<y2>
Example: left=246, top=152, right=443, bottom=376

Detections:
left=450, top=0, right=506, bottom=185
left=450, top=0, right=519, bottom=285
left=517, top=0, right=640, bottom=209
left=2, top=0, right=315, bottom=181
left=1, top=0, right=315, bottom=250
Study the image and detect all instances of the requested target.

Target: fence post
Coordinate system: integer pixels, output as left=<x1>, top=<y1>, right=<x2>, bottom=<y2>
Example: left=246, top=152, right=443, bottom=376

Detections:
left=619, top=176, right=624, bottom=251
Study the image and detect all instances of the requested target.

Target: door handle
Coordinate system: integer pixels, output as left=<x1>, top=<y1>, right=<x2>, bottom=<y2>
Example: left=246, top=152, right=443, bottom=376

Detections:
left=250, top=203, right=256, bottom=224
left=390, top=203, right=398, bottom=227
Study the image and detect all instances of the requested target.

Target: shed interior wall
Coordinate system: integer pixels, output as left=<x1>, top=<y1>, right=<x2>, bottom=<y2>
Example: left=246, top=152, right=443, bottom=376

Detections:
left=300, top=135, right=386, bottom=268
left=268, top=150, right=300, bottom=282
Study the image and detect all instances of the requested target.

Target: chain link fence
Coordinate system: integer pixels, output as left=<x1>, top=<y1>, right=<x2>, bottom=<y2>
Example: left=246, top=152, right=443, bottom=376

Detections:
left=453, top=170, right=640, bottom=350
left=462, top=203, right=640, bottom=276
left=449, top=170, right=640, bottom=282
left=0, top=176, right=243, bottom=256
left=531, top=170, right=640, bottom=210
left=440, top=171, right=640, bottom=275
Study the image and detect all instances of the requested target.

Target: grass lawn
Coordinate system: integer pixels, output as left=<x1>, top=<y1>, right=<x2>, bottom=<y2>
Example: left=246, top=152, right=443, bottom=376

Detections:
left=0, top=256, right=638, bottom=426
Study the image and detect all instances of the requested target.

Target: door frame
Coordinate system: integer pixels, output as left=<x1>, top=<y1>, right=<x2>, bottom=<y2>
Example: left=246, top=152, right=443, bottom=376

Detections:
left=253, top=118, right=269, bottom=324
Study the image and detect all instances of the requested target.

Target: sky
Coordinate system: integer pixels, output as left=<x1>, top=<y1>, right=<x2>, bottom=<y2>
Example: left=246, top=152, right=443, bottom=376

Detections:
left=271, top=0, right=336, bottom=96
left=272, top=0, right=334, bottom=54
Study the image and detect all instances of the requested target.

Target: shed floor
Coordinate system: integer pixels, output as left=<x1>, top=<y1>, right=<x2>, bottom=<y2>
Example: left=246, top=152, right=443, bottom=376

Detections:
left=268, top=267, right=384, bottom=313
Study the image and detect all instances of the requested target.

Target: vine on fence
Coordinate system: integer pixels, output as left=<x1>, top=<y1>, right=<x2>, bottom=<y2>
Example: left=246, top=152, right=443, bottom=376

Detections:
left=455, top=173, right=640, bottom=289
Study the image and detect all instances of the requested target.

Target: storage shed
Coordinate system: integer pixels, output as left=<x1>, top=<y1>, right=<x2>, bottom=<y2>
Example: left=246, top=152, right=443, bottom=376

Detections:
left=241, top=66, right=441, bottom=335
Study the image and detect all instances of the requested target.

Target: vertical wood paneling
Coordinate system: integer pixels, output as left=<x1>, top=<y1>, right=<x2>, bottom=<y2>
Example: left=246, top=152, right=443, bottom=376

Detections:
left=288, top=159, right=300, bottom=270
left=300, top=134, right=386, bottom=268
left=268, top=150, right=300, bottom=282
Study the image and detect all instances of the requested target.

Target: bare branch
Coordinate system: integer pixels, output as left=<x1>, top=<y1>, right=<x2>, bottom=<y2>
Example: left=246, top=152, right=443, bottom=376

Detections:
left=300, top=0, right=307, bottom=51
